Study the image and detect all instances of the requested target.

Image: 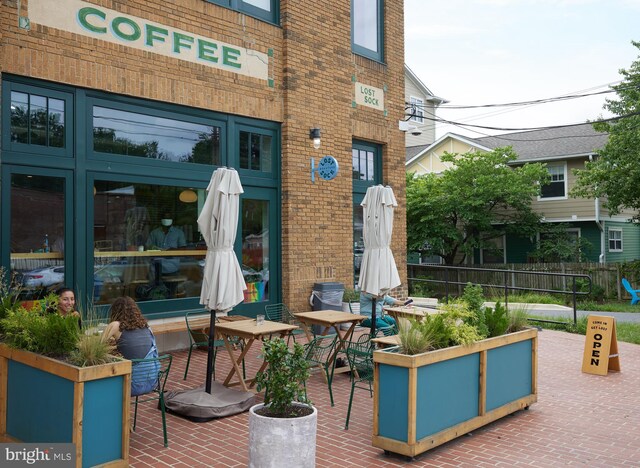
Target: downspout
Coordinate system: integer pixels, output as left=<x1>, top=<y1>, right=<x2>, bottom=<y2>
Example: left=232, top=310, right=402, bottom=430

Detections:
left=590, top=154, right=605, bottom=263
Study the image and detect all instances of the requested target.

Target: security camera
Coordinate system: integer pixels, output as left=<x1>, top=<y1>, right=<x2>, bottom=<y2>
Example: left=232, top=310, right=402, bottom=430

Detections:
left=410, top=127, right=422, bottom=137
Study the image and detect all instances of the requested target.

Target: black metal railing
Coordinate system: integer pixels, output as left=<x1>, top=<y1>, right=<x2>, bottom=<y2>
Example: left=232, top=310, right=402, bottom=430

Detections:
left=407, top=264, right=592, bottom=325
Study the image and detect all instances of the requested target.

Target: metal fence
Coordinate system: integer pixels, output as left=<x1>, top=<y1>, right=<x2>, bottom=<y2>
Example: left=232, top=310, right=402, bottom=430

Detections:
left=407, top=263, right=593, bottom=325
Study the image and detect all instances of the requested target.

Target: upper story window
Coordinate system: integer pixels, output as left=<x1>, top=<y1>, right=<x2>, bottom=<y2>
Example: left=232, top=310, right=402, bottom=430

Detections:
left=609, top=228, right=623, bottom=252
left=92, top=106, right=222, bottom=165
left=351, top=0, right=384, bottom=62
left=540, top=163, right=567, bottom=199
left=409, top=96, right=424, bottom=123
left=207, top=0, right=279, bottom=24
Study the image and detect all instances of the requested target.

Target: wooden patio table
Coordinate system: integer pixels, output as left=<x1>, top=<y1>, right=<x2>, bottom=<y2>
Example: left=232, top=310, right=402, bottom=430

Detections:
left=215, top=319, right=298, bottom=392
left=293, top=310, right=367, bottom=375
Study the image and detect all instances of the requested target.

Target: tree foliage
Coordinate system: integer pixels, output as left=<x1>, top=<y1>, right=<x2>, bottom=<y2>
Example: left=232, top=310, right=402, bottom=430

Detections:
left=406, top=147, right=549, bottom=264
left=572, top=41, right=640, bottom=219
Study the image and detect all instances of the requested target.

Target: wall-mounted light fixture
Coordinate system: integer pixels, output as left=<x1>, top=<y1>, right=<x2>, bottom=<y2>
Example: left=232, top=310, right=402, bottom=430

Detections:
left=309, top=128, right=321, bottom=149
left=179, top=189, right=198, bottom=203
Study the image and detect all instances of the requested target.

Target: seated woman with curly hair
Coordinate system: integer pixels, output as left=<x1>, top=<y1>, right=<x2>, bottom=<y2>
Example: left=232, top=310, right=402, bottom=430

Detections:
left=103, top=296, right=159, bottom=395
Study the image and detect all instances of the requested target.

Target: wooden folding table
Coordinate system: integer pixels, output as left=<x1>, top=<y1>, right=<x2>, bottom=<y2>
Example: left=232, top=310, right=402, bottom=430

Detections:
left=215, top=319, right=298, bottom=392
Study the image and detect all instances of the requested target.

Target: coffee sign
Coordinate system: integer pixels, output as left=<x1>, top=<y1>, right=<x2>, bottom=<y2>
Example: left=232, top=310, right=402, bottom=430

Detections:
left=355, top=82, right=384, bottom=111
left=28, top=0, right=269, bottom=81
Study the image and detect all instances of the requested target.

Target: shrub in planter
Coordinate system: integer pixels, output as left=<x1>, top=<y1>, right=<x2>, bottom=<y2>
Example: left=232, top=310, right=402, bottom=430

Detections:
left=374, top=285, right=538, bottom=458
left=250, top=338, right=316, bottom=468
left=0, top=280, right=130, bottom=467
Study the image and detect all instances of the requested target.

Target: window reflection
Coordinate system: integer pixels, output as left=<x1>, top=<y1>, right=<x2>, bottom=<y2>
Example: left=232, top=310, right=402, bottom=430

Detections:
left=10, top=91, right=65, bottom=148
left=92, top=181, right=205, bottom=304
left=93, top=106, right=221, bottom=165
left=353, top=203, right=364, bottom=286
left=241, top=199, right=269, bottom=303
left=10, top=174, right=65, bottom=299
left=352, top=148, right=374, bottom=181
left=239, top=130, right=272, bottom=172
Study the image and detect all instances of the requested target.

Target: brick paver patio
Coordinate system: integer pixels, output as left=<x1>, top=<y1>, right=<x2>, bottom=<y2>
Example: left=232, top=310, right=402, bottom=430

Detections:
left=129, top=328, right=640, bottom=467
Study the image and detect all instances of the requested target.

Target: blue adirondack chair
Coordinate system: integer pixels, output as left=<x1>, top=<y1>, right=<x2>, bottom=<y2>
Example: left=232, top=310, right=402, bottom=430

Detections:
left=621, top=278, right=640, bottom=305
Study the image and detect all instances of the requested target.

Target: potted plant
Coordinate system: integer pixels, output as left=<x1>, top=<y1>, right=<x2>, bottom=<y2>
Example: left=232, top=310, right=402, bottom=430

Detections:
left=0, top=272, right=131, bottom=468
left=372, top=285, right=537, bottom=459
left=249, top=338, right=316, bottom=468
left=341, top=287, right=361, bottom=314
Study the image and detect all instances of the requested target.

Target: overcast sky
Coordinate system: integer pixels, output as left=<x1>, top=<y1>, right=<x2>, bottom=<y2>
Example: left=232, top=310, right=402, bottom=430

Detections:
left=404, top=0, right=640, bottom=139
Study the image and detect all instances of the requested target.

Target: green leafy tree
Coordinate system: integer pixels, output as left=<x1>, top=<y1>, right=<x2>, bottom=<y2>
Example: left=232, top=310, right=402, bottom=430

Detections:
left=572, top=41, right=640, bottom=219
left=406, top=147, right=549, bottom=264
left=529, top=222, right=593, bottom=262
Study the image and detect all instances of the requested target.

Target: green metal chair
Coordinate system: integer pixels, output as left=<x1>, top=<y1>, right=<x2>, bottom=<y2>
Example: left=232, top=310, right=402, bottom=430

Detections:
left=264, top=303, right=307, bottom=342
left=130, top=354, right=172, bottom=447
left=344, top=334, right=375, bottom=430
left=184, top=311, right=245, bottom=381
left=304, top=334, right=338, bottom=406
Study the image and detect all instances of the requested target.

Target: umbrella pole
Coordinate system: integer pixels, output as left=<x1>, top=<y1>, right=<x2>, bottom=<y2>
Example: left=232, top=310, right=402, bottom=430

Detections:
left=205, top=309, right=217, bottom=394
left=370, top=297, right=377, bottom=336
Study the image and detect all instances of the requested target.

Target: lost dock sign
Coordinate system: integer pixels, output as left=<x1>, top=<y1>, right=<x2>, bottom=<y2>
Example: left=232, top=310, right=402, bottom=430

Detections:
left=355, top=82, right=384, bottom=111
left=581, top=315, right=621, bottom=375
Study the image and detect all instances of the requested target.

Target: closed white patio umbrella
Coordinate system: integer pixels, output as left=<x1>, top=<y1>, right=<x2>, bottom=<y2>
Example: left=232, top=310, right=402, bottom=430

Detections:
left=198, top=167, right=247, bottom=393
left=357, top=185, right=401, bottom=334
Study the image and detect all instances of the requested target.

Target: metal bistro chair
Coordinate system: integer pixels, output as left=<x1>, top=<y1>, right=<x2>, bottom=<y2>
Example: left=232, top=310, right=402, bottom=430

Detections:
left=344, top=334, right=375, bottom=430
left=304, top=334, right=339, bottom=406
left=264, top=303, right=307, bottom=343
left=130, top=354, right=172, bottom=447
left=184, top=311, right=245, bottom=381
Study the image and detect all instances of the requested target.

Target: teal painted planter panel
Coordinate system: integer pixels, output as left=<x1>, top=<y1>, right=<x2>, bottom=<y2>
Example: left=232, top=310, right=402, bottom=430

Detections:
left=83, top=377, right=124, bottom=468
left=486, top=340, right=532, bottom=412
left=7, top=360, right=74, bottom=442
left=378, top=364, right=409, bottom=442
left=416, top=353, right=479, bottom=439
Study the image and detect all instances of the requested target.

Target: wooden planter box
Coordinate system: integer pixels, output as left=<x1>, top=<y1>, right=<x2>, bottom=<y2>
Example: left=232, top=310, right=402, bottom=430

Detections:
left=373, top=328, right=538, bottom=458
left=0, top=344, right=131, bottom=468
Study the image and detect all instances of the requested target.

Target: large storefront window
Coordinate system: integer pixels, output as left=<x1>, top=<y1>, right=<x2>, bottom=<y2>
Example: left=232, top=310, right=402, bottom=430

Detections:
left=2, top=77, right=280, bottom=318
left=9, top=173, right=67, bottom=297
left=92, top=180, right=206, bottom=304
left=93, top=106, right=221, bottom=165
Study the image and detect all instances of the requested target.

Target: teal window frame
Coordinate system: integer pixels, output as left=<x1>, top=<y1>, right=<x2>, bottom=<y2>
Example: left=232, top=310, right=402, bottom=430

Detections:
left=2, top=81, right=74, bottom=158
left=351, top=0, right=384, bottom=62
left=352, top=140, right=382, bottom=285
left=206, top=0, right=279, bottom=25
left=0, top=165, right=75, bottom=295
left=234, top=121, right=279, bottom=180
left=1, top=75, right=282, bottom=319
left=352, top=139, right=382, bottom=194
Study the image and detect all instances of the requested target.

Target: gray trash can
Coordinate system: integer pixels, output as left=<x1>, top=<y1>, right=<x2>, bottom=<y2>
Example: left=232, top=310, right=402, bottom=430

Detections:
left=310, top=282, right=344, bottom=334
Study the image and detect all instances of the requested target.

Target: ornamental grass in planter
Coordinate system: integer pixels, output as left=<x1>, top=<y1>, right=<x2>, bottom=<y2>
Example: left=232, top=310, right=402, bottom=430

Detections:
left=374, top=283, right=537, bottom=459
left=0, top=269, right=130, bottom=468
left=249, top=338, right=316, bottom=468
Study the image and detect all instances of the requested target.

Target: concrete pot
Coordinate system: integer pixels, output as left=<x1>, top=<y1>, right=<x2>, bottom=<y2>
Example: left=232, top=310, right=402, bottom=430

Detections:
left=248, top=403, right=317, bottom=468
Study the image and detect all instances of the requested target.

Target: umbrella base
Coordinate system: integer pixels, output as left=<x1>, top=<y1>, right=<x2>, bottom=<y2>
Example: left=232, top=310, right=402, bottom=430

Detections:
left=164, top=383, right=255, bottom=422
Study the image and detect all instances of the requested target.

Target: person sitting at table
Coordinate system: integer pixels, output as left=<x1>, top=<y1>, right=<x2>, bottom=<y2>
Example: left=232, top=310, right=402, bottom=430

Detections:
left=49, top=287, right=82, bottom=327
left=359, top=291, right=402, bottom=329
left=146, top=211, right=186, bottom=275
left=102, top=296, right=159, bottom=396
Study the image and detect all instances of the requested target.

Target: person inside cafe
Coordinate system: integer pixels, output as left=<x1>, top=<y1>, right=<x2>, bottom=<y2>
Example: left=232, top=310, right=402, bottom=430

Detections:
left=146, top=210, right=186, bottom=275
left=359, top=291, right=402, bottom=329
left=102, top=296, right=159, bottom=395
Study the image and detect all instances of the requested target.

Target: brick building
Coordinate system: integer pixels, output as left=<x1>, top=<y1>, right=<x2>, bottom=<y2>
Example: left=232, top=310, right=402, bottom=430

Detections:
left=0, top=0, right=407, bottom=329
